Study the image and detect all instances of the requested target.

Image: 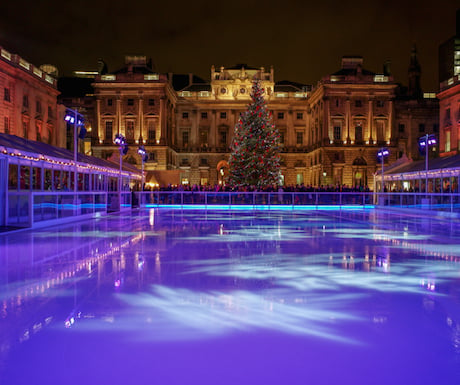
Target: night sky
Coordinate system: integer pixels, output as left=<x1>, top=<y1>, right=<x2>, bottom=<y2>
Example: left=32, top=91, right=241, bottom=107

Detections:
left=0, top=0, right=458, bottom=91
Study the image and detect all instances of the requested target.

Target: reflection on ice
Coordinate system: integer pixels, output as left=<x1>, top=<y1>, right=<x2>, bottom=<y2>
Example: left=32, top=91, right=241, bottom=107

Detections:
left=114, top=285, right=364, bottom=344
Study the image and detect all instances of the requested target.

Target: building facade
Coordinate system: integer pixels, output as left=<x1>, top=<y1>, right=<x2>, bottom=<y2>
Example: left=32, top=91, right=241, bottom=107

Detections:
left=438, top=76, right=460, bottom=156
left=80, top=55, right=439, bottom=189
left=0, top=46, right=64, bottom=147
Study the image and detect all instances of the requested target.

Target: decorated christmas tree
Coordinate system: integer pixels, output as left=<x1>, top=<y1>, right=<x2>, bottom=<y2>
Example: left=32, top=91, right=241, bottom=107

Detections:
left=228, top=80, right=281, bottom=189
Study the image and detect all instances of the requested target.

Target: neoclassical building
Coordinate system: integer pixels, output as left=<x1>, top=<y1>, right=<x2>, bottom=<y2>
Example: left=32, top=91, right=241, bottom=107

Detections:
left=0, top=46, right=64, bottom=147
left=84, top=54, right=438, bottom=189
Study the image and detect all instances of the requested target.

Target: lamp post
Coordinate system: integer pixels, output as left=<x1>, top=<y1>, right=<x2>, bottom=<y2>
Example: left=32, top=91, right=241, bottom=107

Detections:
left=419, top=134, right=436, bottom=193
left=64, top=108, right=86, bottom=192
left=377, top=148, right=389, bottom=193
left=137, top=145, right=148, bottom=191
left=114, top=134, right=128, bottom=210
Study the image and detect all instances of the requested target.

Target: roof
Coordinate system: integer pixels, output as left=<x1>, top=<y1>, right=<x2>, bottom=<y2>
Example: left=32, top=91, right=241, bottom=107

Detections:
left=385, top=153, right=460, bottom=176
left=275, top=80, right=311, bottom=92
left=180, top=83, right=212, bottom=92
left=57, top=77, right=94, bottom=98
left=170, top=74, right=208, bottom=91
left=0, top=133, right=140, bottom=175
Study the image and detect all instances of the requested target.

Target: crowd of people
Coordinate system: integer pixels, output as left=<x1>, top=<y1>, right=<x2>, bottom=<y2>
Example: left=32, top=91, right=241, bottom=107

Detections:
left=143, top=183, right=372, bottom=193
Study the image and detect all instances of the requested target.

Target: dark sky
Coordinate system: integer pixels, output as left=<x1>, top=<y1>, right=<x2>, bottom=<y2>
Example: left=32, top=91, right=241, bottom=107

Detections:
left=0, top=0, right=458, bottom=91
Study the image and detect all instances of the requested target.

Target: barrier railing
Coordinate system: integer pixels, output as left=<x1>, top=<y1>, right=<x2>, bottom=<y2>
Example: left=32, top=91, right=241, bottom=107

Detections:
left=136, top=191, right=375, bottom=210
left=7, top=191, right=109, bottom=227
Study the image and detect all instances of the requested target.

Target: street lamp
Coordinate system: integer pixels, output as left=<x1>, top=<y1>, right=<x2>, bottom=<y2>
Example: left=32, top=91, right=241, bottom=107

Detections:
left=419, top=134, right=436, bottom=193
left=377, top=147, right=389, bottom=193
left=64, top=108, right=86, bottom=192
left=114, top=134, right=128, bottom=209
left=137, top=145, right=148, bottom=191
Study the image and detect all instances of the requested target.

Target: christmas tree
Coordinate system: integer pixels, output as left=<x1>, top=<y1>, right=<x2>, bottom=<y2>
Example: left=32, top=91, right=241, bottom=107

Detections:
left=228, top=80, right=281, bottom=189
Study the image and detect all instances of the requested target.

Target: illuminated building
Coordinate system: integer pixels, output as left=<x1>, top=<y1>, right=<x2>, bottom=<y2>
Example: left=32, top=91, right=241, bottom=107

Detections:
left=0, top=46, right=64, bottom=147
left=79, top=55, right=439, bottom=189
left=174, top=64, right=310, bottom=186
left=90, top=56, right=178, bottom=187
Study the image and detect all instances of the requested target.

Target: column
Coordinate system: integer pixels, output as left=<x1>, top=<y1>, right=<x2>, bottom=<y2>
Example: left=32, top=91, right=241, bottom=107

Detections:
left=96, top=98, right=102, bottom=142
left=368, top=98, right=373, bottom=143
left=116, top=97, right=122, bottom=136
left=138, top=96, right=143, bottom=142
left=387, top=100, right=393, bottom=143
left=345, top=98, right=351, bottom=142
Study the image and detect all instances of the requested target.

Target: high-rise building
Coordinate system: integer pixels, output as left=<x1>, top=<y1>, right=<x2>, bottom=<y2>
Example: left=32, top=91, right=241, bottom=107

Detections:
left=438, top=9, right=460, bottom=84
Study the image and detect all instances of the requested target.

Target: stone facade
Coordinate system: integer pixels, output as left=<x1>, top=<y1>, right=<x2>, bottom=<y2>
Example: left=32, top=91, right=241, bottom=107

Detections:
left=0, top=46, right=63, bottom=147
left=437, top=76, right=460, bottom=156
left=84, top=55, right=438, bottom=189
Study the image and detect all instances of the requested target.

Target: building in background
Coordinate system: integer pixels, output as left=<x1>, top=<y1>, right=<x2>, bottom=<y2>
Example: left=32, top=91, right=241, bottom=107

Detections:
left=0, top=46, right=64, bottom=147
left=173, top=64, right=310, bottom=186
left=439, top=9, right=460, bottom=85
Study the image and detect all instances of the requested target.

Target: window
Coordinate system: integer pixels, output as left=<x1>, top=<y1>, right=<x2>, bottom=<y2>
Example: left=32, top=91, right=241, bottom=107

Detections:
left=335, top=99, right=340, bottom=107
left=4, top=87, right=10, bottom=102
left=4, top=117, right=9, bottom=134
left=201, top=112, right=208, bottom=119
left=107, top=99, right=113, bottom=106
left=279, top=131, right=285, bottom=144
left=182, top=131, right=189, bottom=147
left=148, top=120, right=156, bottom=142
left=23, top=95, right=29, bottom=108
left=105, top=121, right=113, bottom=140
left=277, top=112, right=284, bottom=119
left=220, top=112, right=227, bottom=119
left=48, top=106, right=53, bottom=119
left=23, top=120, right=29, bottom=139
left=433, top=124, right=439, bottom=133
left=418, top=123, right=425, bottom=133
left=355, top=126, right=363, bottom=142
left=36, top=101, right=42, bottom=114
left=296, top=131, right=303, bottom=145
left=182, top=112, right=189, bottom=119
left=219, top=130, right=227, bottom=146
left=296, top=112, right=303, bottom=120
left=398, top=123, right=405, bottom=133
left=127, top=98, right=134, bottom=106
left=126, top=121, right=134, bottom=140
left=334, top=126, right=341, bottom=141
left=148, top=98, right=155, bottom=106
left=355, top=100, right=362, bottom=108
left=200, top=129, right=208, bottom=146
left=149, top=152, right=156, bottom=161
left=376, top=100, right=385, bottom=108
left=446, top=131, right=451, bottom=152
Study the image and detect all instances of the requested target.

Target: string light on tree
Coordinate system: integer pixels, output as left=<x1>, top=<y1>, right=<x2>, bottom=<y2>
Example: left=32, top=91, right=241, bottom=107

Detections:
left=228, top=80, right=281, bottom=189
